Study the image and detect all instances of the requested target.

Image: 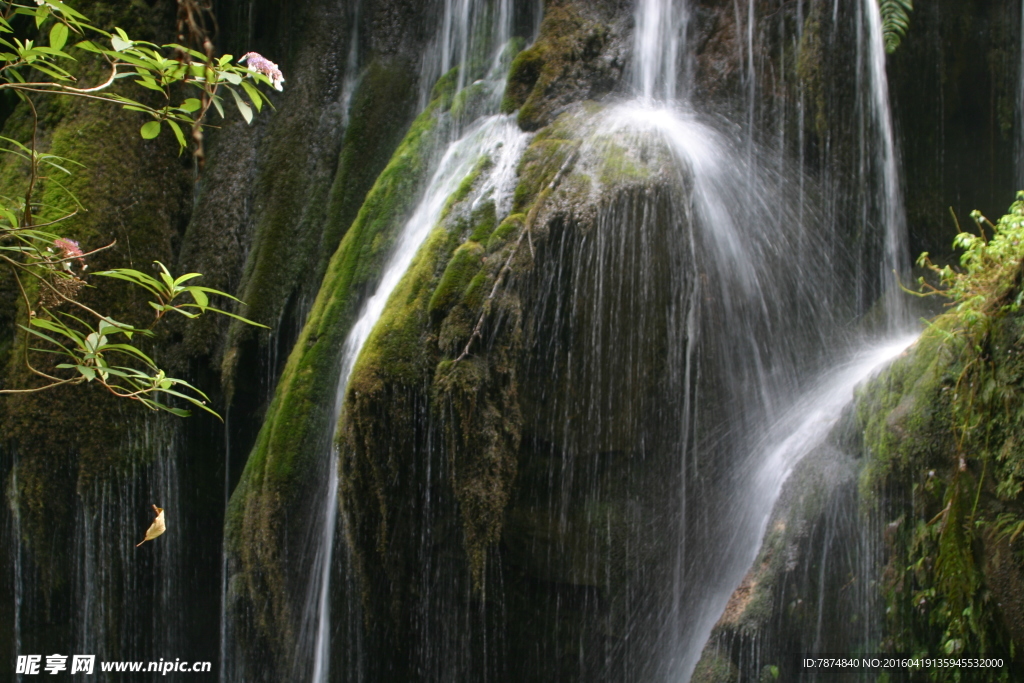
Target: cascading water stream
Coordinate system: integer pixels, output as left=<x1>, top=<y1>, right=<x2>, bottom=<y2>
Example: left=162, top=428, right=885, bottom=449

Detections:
left=861, top=0, right=908, bottom=326
left=670, top=334, right=917, bottom=679
left=633, top=0, right=688, bottom=103
left=612, top=0, right=916, bottom=679
left=298, top=5, right=530, bottom=675
left=420, top=0, right=515, bottom=107
left=303, top=112, right=528, bottom=683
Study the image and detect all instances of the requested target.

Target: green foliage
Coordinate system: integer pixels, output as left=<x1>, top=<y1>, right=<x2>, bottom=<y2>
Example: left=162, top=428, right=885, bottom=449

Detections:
left=95, top=262, right=264, bottom=326
left=0, top=2, right=274, bottom=151
left=0, top=1, right=276, bottom=416
left=21, top=313, right=214, bottom=417
left=879, top=0, right=914, bottom=53
left=917, top=194, right=1024, bottom=322
left=871, top=194, right=1024, bottom=677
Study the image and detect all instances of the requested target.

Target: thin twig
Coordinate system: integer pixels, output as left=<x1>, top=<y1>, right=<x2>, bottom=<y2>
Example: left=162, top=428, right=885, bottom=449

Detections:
left=5, top=209, right=79, bottom=230
left=9, top=267, right=72, bottom=384
left=0, top=377, right=78, bottom=393
left=1, top=253, right=118, bottom=322
left=22, top=94, right=37, bottom=226
left=5, top=63, right=119, bottom=94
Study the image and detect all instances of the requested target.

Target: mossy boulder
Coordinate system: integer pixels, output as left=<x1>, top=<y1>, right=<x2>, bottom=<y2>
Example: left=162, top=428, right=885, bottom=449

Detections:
left=332, top=100, right=696, bottom=677
left=696, top=417, right=873, bottom=680
left=500, top=0, right=629, bottom=131
left=222, top=69, right=459, bottom=677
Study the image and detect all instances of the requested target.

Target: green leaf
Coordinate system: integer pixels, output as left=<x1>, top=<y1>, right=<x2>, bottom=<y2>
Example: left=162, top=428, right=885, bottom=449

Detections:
left=140, top=120, right=161, bottom=139
left=189, top=287, right=209, bottom=309
left=211, top=93, right=225, bottom=119
left=111, top=34, right=131, bottom=52
left=166, top=119, right=186, bottom=152
left=229, top=87, right=253, bottom=124
left=204, top=306, right=270, bottom=329
left=240, top=80, right=263, bottom=111
left=173, top=272, right=203, bottom=286
left=49, top=22, right=68, bottom=51
left=134, top=76, right=165, bottom=92
left=27, top=61, right=74, bottom=81
left=74, top=39, right=102, bottom=53
left=180, top=97, right=202, bottom=113
left=879, top=0, right=913, bottom=53
left=42, top=0, right=87, bottom=21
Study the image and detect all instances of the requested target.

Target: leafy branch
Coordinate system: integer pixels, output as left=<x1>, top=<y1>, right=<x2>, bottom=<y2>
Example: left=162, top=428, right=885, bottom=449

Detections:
left=0, top=1, right=279, bottom=151
left=0, top=0, right=279, bottom=417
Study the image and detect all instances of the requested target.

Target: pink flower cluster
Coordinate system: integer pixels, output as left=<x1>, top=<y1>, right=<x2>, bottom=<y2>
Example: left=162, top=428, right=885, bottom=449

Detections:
left=54, top=238, right=83, bottom=261
left=53, top=237, right=86, bottom=272
left=239, top=52, right=285, bottom=91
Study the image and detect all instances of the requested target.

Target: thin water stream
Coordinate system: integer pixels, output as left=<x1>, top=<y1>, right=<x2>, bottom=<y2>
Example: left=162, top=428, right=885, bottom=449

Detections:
left=295, top=3, right=530, bottom=671
left=303, top=113, right=528, bottom=682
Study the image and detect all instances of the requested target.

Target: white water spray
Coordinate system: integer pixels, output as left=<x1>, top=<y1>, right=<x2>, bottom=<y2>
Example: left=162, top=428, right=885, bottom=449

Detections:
left=672, top=334, right=917, bottom=680
left=620, top=0, right=916, bottom=679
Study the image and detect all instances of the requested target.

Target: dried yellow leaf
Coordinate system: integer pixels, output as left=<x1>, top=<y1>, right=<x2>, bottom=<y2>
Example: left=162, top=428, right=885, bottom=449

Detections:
left=136, top=504, right=166, bottom=547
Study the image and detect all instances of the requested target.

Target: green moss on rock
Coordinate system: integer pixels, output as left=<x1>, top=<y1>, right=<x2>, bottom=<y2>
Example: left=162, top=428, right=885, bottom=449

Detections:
left=692, top=652, right=740, bottom=683
left=498, top=0, right=627, bottom=131
left=855, top=305, right=1024, bottom=669
left=428, top=241, right=485, bottom=316
left=224, top=69, right=459, bottom=661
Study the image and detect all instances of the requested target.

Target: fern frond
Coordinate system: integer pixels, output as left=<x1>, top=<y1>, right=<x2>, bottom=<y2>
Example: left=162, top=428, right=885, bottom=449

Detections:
left=879, top=0, right=914, bottom=53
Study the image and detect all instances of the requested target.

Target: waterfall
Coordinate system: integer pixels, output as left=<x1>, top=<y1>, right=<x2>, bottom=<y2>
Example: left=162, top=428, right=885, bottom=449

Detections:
left=632, top=0, right=689, bottom=102
left=302, top=113, right=528, bottom=683
left=860, top=0, right=908, bottom=326
left=612, top=0, right=915, bottom=679
left=296, top=3, right=529, bottom=678
left=420, top=0, right=515, bottom=107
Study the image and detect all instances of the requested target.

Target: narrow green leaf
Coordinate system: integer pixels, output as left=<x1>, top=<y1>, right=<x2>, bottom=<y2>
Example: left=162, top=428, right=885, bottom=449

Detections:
left=228, top=87, right=253, bottom=124
left=189, top=287, right=209, bottom=309
left=170, top=272, right=201, bottom=286
left=211, top=93, right=225, bottom=119
left=240, top=80, right=263, bottom=111
left=74, top=40, right=102, bottom=53
left=205, top=306, right=270, bottom=328
left=134, top=77, right=165, bottom=92
left=166, top=119, right=186, bottom=151
left=27, top=62, right=74, bottom=81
